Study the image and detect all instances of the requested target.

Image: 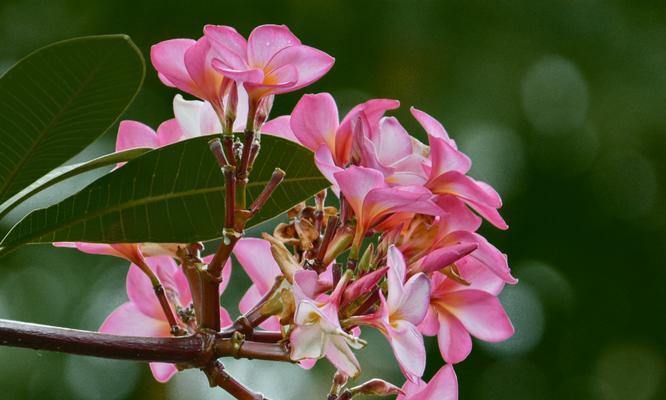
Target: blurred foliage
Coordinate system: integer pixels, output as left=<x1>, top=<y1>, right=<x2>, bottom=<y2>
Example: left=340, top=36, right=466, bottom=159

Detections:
left=0, top=0, right=665, bottom=399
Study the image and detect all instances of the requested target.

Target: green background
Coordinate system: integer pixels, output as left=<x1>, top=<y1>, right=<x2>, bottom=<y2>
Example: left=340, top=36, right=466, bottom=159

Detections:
left=0, top=0, right=664, bottom=399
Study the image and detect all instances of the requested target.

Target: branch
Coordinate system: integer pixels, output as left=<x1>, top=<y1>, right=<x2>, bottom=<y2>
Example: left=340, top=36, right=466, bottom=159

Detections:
left=204, top=361, right=269, bottom=400
left=0, top=319, right=212, bottom=365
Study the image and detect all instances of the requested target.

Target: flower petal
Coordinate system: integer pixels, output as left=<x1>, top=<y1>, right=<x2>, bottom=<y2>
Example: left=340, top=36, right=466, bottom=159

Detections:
left=418, top=306, right=441, bottom=336
left=266, top=45, right=335, bottom=93
left=126, top=264, right=163, bottom=320
left=151, top=39, right=198, bottom=95
left=439, top=289, right=515, bottom=343
left=419, top=364, right=458, bottom=400
left=155, top=119, right=184, bottom=147
left=149, top=362, right=178, bottom=383
left=416, top=242, right=479, bottom=274
left=261, top=115, right=299, bottom=143
left=387, top=320, right=426, bottom=381
left=325, top=335, right=361, bottom=378
left=387, top=246, right=407, bottom=309
left=115, top=121, right=158, bottom=152
left=395, top=273, right=431, bottom=325
left=444, top=231, right=516, bottom=284
left=436, top=309, right=472, bottom=364
left=184, top=37, right=224, bottom=102
left=290, top=324, right=325, bottom=360
left=290, top=93, right=339, bottom=154
left=376, top=117, right=414, bottom=166
left=99, top=302, right=169, bottom=337
left=334, top=166, right=386, bottom=217
left=248, top=24, right=300, bottom=68
left=203, top=24, right=248, bottom=70
left=233, top=238, right=281, bottom=294
left=410, top=107, right=454, bottom=145
left=429, top=135, right=471, bottom=176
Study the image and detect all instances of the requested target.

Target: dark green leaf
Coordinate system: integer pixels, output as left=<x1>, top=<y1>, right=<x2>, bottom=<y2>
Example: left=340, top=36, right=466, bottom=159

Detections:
left=0, top=35, right=145, bottom=204
left=0, top=135, right=329, bottom=253
left=0, top=148, right=151, bottom=220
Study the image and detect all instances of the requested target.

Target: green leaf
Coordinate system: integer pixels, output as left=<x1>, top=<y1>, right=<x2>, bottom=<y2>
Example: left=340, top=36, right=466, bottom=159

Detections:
left=0, top=148, right=151, bottom=220
left=0, top=35, right=145, bottom=204
left=0, top=135, right=329, bottom=254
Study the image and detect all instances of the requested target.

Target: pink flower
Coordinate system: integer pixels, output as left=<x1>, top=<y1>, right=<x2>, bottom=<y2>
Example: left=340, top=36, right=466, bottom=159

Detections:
left=410, top=107, right=508, bottom=230
left=262, top=94, right=401, bottom=187
left=419, top=257, right=514, bottom=364
left=397, top=364, right=458, bottom=400
left=333, top=166, right=441, bottom=255
left=205, top=24, right=334, bottom=101
left=151, top=36, right=228, bottom=108
left=350, top=246, right=430, bottom=381
left=290, top=270, right=366, bottom=378
left=411, top=196, right=517, bottom=284
left=99, top=256, right=233, bottom=382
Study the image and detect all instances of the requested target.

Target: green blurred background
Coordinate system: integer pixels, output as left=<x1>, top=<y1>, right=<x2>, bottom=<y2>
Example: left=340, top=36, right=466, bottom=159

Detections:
left=1, top=0, right=665, bottom=399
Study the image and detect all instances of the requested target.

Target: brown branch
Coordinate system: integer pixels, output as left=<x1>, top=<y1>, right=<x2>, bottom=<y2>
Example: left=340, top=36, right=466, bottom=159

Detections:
left=204, top=361, right=269, bottom=400
left=214, top=339, right=292, bottom=363
left=0, top=319, right=212, bottom=365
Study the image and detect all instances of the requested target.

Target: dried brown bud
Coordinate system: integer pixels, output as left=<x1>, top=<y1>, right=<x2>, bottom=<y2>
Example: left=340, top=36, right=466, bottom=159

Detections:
left=262, top=233, right=302, bottom=283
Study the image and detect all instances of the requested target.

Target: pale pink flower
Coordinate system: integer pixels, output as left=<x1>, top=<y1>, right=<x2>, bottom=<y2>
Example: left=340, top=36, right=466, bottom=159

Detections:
left=205, top=24, right=334, bottom=101
left=333, top=166, right=441, bottom=254
left=350, top=246, right=430, bottom=381
left=290, top=270, right=366, bottom=378
left=151, top=36, right=228, bottom=108
left=397, top=364, right=458, bottom=400
left=99, top=256, right=233, bottom=382
left=419, top=257, right=514, bottom=364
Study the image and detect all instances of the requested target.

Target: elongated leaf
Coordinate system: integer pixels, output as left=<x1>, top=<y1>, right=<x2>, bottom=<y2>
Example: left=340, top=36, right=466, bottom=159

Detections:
left=0, top=148, right=151, bottom=220
left=0, top=135, right=329, bottom=253
left=0, top=35, right=145, bottom=204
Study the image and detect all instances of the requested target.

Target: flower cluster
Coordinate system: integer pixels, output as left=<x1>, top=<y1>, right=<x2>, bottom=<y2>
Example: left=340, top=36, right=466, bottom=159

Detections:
left=55, top=24, right=515, bottom=399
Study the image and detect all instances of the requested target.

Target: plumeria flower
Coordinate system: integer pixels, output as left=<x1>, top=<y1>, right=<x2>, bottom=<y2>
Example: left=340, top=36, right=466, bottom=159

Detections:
left=262, top=94, right=400, bottom=186
left=351, top=111, right=430, bottom=186
left=419, top=257, right=514, bottom=364
left=100, top=256, right=233, bottom=382
left=204, top=24, right=334, bottom=103
left=290, top=270, right=366, bottom=378
left=410, top=107, right=508, bottom=230
left=151, top=35, right=228, bottom=110
left=333, top=166, right=441, bottom=255
left=349, top=246, right=430, bottom=381
left=411, top=195, right=517, bottom=284
left=397, top=364, right=458, bottom=400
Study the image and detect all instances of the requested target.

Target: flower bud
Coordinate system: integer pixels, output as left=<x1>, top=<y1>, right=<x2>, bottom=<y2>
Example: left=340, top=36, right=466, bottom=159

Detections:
left=348, top=379, right=402, bottom=397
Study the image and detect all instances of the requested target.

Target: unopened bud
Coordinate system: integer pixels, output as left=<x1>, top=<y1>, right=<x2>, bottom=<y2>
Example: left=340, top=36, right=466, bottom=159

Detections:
left=254, top=94, right=274, bottom=130
left=357, top=243, right=375, bottom=273
left=224, top=81, right=238, bottom=132
left=323, top=225, right=354, bottom=266
left=348, top=379, right=403, bottom=397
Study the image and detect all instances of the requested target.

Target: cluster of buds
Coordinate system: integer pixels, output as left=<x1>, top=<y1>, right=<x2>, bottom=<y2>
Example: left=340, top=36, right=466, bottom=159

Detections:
left=54, top=24, right=515, bottom=399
